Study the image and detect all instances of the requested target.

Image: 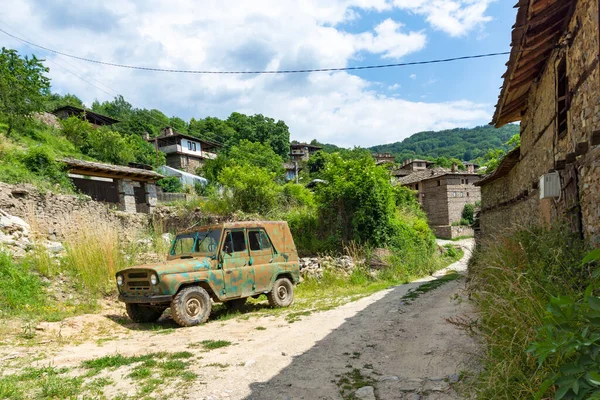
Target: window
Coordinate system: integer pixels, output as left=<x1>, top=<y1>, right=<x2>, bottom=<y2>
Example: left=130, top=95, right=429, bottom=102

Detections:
left=417, top=162, right=423, bottom=167
left=248, top=230, right=272, bottom=251
left=187, top=141, right=197, bottom=151
left=452, top=192, right=457, bottom=197
left=437, top=180, right=441, bottom=186
left=557, top=57, right=568, bottom=137
left=460, top=192, right=464, bottom=197
left=415, top=183, right=419, bottom=190
left=222, top=231, right=246, bottom=253
left=466, top=179, right=469, bottom=185
left=467, top=192, right=470, bottom=197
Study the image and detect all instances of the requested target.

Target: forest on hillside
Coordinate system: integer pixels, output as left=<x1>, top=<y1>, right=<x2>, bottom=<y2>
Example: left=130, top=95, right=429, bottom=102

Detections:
left=367, top=124, right=520, bottom=162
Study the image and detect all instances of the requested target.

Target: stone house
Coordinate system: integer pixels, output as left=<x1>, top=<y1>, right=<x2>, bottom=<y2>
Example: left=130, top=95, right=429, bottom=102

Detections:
left=477, top=0, right=600, bottom=245
left=61, top=158, right=163, bottom=214
left=146, top=127, right=222, bottom=174
left=373, top=153, right=396, bottom=164
left=398, top=168, right=481, bottom=238
left=400, top=159, right=434, bottom=172
left=52, top=105, right=119, bottom=127
left=289, top=142, right=322, bottom=162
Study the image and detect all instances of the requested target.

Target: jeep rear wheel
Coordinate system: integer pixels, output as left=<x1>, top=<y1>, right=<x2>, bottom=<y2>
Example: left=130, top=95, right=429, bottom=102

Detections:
left=171, top=286, right=212, bottom=327
left=267, top=278, right=294, bottom=307
left=126, top=304, right=165, bottom=323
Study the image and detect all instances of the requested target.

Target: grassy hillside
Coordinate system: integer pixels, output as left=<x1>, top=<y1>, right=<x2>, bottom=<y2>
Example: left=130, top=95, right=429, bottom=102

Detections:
left=368, top=124, right=520, bottom=162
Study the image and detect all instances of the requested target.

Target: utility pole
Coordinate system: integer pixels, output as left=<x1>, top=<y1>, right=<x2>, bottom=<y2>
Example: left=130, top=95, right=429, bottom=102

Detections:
left=295, top=161, right=299, bottom=184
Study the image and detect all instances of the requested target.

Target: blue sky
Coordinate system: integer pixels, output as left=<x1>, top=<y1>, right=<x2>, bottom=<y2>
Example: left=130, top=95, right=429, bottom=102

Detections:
left=1, top=0, right=517, bottom=147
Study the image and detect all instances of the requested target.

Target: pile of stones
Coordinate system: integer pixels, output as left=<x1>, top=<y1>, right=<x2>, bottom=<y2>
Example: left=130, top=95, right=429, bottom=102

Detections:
left=299, top=255, right=362, bottom=279
left=0, top=208, right=64, bottom=258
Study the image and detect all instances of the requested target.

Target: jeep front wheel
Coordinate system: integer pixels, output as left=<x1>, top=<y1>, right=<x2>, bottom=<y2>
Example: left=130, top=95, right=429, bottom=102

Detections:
left=171, top=286, right=212, bottom=327
left=126, top=304, right=165, bottom=323
left=267, top=278, right=294, bottom=307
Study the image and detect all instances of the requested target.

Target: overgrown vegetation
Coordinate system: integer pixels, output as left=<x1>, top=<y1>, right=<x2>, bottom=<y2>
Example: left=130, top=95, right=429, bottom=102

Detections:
left=469, top=226, right=596, bottom=399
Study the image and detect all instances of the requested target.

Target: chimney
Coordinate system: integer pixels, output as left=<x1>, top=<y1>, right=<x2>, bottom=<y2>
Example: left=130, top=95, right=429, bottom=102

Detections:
left=142, top=132, right=150, bottom=141
left=451, top=163, right=457, bottom=172
left=161, top=127, right=174, bottom=137
left=466, top=163, right=474, bottom=174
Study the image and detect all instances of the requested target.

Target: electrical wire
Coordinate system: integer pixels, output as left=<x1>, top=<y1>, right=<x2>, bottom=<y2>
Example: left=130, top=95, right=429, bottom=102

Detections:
left=0, top=28, right=510, bottom=75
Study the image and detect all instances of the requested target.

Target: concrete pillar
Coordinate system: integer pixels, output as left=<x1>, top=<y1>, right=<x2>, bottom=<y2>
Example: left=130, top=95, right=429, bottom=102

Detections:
left=117, top=179, right=136, bottom=213
left=146, top=183, right=158, bottom=213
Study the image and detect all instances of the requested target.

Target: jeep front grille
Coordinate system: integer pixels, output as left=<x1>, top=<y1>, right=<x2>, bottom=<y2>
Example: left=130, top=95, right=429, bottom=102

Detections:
left=127, top=281, right=151, bottom=291
left=128, top=272, right=148, bottom=279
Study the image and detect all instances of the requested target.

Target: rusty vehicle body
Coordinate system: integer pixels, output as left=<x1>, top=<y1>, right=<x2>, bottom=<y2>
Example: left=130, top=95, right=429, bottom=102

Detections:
left=116, top=221, right=300, bottom=327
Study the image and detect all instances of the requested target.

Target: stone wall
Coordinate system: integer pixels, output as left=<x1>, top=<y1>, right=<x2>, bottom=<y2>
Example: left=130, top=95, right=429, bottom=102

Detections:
left=166, top=154, right=203, bottom=174
left=0, top=182, right=150, bottom=242
left=479, top=0, right=600, bottom=245
left=421, top=176, right=481, bottom=226
left=432, top=225, right=474, bottom=240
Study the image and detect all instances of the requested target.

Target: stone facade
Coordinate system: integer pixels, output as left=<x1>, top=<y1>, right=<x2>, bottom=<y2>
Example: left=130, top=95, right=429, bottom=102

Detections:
left=0, top=182, right=150, bottom=242
left=166, top=153, right=204, bottom=174
left=400, top=170, right=481, bottom=238
left=479, top=0, right=600, bottom=245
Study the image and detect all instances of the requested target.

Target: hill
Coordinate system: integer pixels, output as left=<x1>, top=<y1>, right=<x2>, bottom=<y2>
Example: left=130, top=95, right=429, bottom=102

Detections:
left=367, top=124, right=520, bottom=162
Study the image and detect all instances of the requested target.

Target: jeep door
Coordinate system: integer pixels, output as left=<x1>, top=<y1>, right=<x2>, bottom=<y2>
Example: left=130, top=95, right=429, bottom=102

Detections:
left=221, top=229, right=255, bottom=298
left=248, top=228, right=275, bottom=292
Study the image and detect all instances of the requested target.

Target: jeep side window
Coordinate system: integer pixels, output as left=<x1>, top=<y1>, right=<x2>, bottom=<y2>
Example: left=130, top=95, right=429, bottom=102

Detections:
left=222, top=230, right=246, bottom=253
left=249, top=229, right=273, bottom=251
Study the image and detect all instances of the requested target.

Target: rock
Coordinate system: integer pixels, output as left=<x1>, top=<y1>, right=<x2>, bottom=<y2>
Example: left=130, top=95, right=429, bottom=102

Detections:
left=43, top=241, right=65, bottom=254
left=399, top=379, right=423, bottom=392
left=447, top=374, right=460, bottom=383
left=379, top=375, right=399, bottom=382
left=354, top=386, right=375, bottom=400
left=406, top=395, right=421, bottom=400
left=370, top=248, right=392, bottom=269
left=422, top=380, right=450, bottom=392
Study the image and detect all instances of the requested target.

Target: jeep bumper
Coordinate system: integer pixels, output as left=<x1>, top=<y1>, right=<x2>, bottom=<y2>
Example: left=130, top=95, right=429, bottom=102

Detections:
left=118, top=294, right=173, bottom=304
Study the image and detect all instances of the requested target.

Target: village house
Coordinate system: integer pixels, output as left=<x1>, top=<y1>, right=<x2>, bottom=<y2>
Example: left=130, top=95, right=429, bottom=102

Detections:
left=372, top=153, right=396, bottom=164
left=61, top=158, right=163, bottom=214
left=398, top=167, right=481, bottom=239
left=477, top=0, right=600, bottom=245
left=289, top=142, right=322, bottom=162
left=400, top=159, right=434, bottom=171
left=146, top=127, right=222, bottom=174
left=52, top=105, right=119, bottom=127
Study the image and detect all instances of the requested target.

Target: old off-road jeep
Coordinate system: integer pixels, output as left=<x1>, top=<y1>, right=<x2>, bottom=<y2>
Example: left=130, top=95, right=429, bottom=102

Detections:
left=116, top=221, right=299, bottom=327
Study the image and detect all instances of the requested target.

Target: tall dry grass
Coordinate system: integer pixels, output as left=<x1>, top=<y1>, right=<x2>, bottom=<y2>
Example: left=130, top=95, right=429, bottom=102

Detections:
left=468, top=225, right=588, bottom=399
left=62, top=216, right=132, bottom=295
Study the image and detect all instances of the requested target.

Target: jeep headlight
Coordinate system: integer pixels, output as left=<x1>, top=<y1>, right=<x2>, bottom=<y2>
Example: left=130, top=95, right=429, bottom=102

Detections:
left=150, top=274, right=158, bottom=286
left=116, top=275, right=124, bottom=286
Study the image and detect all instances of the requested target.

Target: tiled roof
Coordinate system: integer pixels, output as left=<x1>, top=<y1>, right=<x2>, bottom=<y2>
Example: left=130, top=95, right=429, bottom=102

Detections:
left=61, top=158, right=164, bottom=180
left=397, top=168, right=450, bottom=185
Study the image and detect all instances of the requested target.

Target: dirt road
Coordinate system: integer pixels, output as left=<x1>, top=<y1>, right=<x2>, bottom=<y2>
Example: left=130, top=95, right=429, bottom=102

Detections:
left=1, top=239, right=479, bottom=399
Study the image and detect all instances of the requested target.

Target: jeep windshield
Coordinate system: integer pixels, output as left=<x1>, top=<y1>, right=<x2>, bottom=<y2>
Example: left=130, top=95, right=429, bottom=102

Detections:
left=170, top=229, right=222, bottom=257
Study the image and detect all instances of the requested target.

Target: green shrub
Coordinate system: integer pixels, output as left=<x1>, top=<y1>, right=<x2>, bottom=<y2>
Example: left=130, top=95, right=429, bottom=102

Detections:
left=462, top=203, right=475, bottom=225
left=157, top=176, right=183, bottom=193
left=527, top=249, right=600, bottom=400
left=0, top=250, right=45, bottom=317
left=218, top=164, right=281, bottom=214
left=469, top=226, right=589, bottom=399
left=281, top=183, right=315, bottom=209
left=22, top=147, right=72, bottom=188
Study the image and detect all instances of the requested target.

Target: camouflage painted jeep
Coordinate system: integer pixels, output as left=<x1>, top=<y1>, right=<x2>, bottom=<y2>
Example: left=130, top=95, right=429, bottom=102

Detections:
left=116, top=221, right=299, bottom=327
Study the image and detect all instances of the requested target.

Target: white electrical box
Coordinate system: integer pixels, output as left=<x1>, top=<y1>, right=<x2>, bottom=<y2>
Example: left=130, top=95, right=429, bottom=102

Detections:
left=539, top=172, right=561, bottom=199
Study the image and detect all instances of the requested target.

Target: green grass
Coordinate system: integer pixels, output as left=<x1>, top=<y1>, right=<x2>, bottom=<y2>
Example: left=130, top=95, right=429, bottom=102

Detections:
left=468, top=226, right=589, bottom=399
left=402, top=270, right=461, bottom=302
left=81, top=352, right=165, bottom=372
left=335, top=368, right=376, bottom=400
left=197, top=340, right=232, bottom=350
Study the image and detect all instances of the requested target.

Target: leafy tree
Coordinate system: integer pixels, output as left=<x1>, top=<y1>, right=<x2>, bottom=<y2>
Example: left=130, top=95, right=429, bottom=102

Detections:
left=83, top=127, right=134, bottom=165
left=307, top=150, right=329, bottom=175
left=218, top=165, right=281, bottom=214
left=0, top=48, right=50, bottom=134
left=480, top=133, right=521, bottom=173
left=59, top=116, right=93, bottom=148
left=44, top=93, right=83, bottom=111
left=157, top=176, right=183, bottom=193
left=189, top=116, right=235, bottom=144
left=281, top=183, right=315, bottom=208
left=225, top=112, right=290, bottom=158
left=462, top=203, right=475, bottom=225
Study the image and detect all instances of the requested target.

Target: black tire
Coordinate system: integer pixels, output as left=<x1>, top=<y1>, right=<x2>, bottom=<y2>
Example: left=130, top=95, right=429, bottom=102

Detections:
left=267, top=278, right=294, bottom=307
left=225, top=298, right=247, bottom=312
left=126, top=303, right=164, bottom=323
left=170, top=286, right=212, bottom=327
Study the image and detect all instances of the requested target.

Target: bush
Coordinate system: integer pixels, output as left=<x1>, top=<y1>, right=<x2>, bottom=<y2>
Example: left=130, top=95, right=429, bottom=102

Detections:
left=281, top=183, right=315, bottom=209
left=22, top=147, right=72, bottom=189
left=218, top=164, right=281, bottom=214
left=469, top=226, right=589, bottom=399
left=0, top=250, right=45, bottom=317
left=462, top=203, right=475, bottom=225
left=157, top=176, right=183, bottom=193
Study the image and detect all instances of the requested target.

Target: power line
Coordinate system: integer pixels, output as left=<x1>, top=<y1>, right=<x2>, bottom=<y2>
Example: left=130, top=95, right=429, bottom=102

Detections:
left=0, top=24, right=226, bottom=146
left=0, top=28, right=510, bottom=75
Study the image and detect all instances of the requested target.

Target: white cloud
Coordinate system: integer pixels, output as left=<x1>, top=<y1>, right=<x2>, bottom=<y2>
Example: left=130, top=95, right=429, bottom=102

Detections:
left=1, top=0, right=493, bottom=147
left=410, top=73, right=417, bottom=79
left=388, top=83, right=401, bottom=90
left=392, top=0, right=495, bottom=37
